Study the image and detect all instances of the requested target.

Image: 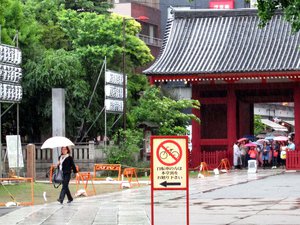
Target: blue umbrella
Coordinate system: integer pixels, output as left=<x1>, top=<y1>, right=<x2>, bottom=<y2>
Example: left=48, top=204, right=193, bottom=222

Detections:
left=265, top=136, right=274, bottom=140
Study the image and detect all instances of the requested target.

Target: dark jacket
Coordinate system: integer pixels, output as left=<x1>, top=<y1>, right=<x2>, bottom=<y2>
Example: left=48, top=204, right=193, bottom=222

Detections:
left=59, top=155, right=77, bottom=174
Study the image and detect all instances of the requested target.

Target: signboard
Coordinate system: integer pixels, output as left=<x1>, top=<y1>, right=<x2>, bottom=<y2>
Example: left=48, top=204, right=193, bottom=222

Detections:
left=151, top=136, right=188, bottom=190
left=0, top=45, right=22, bottom=65
left=105, top=70, right=125, bottom=85
left=105, top=99, right=123, bottom=113
left=209, top=0, right=234, bottom=9
left=151, top=136, right=189, bottom=225
left=0, top=44, right=23, bottom=103
left=105, top=69, right=126, bottom=114
left=105, top=85, right=127, bottom=99
left=6, top=135, right=24, bottom=168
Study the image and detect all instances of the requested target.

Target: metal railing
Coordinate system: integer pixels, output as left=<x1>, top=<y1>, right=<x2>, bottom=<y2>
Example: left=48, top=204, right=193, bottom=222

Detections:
left=138, top=34, right=162, bottom=47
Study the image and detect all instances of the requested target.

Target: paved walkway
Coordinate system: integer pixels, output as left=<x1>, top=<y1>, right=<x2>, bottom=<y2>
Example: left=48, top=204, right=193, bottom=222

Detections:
left=1, top=169, right=300, bottom=225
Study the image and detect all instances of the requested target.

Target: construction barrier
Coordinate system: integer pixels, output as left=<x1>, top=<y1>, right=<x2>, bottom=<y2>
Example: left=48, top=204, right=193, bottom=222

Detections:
left=76, top=172, right=96, bottom=196
left=218, top=158, right=231, bottom=172
left=120, top=168, right=140, bottom=188
left=199, top=162, right=209, bottom=176
left=0, top=177, right=34, bottom=206
left=93, top=164, right=121, bottom=181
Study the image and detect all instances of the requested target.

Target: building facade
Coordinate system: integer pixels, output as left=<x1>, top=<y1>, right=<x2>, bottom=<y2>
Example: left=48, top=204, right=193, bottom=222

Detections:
left=144, top=8, right=300, bottom=168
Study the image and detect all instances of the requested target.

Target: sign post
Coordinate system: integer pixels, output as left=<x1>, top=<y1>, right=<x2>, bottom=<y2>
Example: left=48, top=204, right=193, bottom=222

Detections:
left=151, top=136, right=189, bottom=225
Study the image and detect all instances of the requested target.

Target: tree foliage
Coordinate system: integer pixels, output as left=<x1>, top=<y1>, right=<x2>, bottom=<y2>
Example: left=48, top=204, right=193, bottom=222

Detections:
left=257, top=0, right=300, bottom=32
left=104, top=128, right=143, bottom=165
left=63, top=0, right=113, bottom=14
left=254, top=115, right=265, bottom=135
left=1, top=0, right=154, bottom=142
left=130, top=86, right=200, bottom=135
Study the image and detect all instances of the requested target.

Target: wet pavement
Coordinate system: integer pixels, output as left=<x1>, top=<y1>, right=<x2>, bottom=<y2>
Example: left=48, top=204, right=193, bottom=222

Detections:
left=1, top=169, right=300, bottom=224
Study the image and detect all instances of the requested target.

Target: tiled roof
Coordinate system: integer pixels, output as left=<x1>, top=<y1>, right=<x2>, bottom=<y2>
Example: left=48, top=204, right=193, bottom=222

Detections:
left=144, top=9, right=300, bottom=75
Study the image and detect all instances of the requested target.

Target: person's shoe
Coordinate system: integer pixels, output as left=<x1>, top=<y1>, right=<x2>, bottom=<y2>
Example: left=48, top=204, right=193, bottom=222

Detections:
left=67, top=199, right=73, bottom=203
left=57, top=199, right=63, bottom=204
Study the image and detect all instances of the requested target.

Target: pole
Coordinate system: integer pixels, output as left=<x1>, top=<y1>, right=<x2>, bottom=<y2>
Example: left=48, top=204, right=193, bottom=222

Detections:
left=0, top=103, right=2, bottom=178
left=17, top=103, right=19, bottom=176
left=104, top=56, right=107, bottom=152
left=122, top=17, right=127, bottom=131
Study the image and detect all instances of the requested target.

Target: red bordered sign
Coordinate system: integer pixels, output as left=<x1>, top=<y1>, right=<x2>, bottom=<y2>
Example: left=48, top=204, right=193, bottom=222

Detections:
left=151, top=136, right=189, bottom=225
left=151, top=136, right=188, bottom=190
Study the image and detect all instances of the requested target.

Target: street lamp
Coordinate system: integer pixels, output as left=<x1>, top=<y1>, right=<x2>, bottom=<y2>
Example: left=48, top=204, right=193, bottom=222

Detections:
left=122, top=15, right=149, bottom=131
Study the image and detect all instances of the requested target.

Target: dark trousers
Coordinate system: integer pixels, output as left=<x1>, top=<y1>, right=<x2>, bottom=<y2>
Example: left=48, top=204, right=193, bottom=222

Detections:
left=59, top=173, right=73, bottom=202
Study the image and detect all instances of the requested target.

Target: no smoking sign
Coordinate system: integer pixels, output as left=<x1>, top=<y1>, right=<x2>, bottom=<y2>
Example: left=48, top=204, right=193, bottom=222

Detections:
left=151, top=136, right=188, bottom=190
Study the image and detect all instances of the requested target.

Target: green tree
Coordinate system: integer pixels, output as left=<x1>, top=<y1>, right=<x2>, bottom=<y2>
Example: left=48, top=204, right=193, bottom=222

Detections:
left=257, top=0, right=300, bottom=32
left=63, top=0, right=112, bottom=14
left=22, top=49, right=89, bottom=139
left=1, top=0, right=154, bottom=142
left=254, top=115, right=265, bottom=135
left=58, top=10, right=154, bottom=139
left=104, top=128, right=143, bottom=165
left=130, top=86, right=200, bottom=135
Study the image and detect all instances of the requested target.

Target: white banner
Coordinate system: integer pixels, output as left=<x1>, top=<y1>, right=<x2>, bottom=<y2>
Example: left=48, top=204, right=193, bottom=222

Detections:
left=6, top=135, right=24, bottom=168
left=0, top=63, right=22, bottom=83
left=0, top=44, right=22, bottom=65
left=0, top=44, right=23, bottom=102
left=105, top=70, right=125, bottom=85
left=0, top=83, right=22, bottom=102
left=105, top=84, right=127, bottom=99
left=105, top=99, right=123, bottom=113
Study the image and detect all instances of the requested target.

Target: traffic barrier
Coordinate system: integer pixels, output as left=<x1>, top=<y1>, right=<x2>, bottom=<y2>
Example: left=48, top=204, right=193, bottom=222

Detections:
left=199, top=162, right=209, bottom=176
left=120, top=168, right=140, bottom=188
left=93, top=164, right=122, bottom=181
left=218, top=158, right=231, bottom=172
left=76, top=172, right=96, bottom=196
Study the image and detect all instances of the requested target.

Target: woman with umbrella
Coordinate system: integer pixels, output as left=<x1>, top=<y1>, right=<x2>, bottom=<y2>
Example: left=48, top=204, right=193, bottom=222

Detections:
left=238, top=138, right=248, bottom=168
left=272, top=140, right=280, bottom=169
left=262, top=142, right=271, bottom=169
left=57, top=146, right=78, bottom=204
left=233, top=141, right=242, bottom=169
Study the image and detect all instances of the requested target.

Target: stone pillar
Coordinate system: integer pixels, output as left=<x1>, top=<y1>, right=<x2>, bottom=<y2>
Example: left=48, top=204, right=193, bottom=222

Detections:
left=26, top=144, right=36, bottom=180
left=52, top=88, right=65, bottom=164
left=89, top=141, right=95, bottom=160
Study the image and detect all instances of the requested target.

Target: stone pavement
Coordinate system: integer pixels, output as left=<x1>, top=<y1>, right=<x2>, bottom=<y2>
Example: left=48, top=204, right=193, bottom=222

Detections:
left=1, top=169, right=300, bottom=225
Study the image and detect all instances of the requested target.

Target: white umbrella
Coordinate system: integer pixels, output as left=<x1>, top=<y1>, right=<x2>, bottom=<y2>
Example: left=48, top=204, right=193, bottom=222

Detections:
left=41, top=136, right=74, bottom=149
left=273, top=136, right=289, bottom=141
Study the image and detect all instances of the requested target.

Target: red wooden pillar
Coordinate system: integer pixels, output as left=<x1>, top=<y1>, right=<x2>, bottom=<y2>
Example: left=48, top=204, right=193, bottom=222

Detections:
left=294, top=86, right=300, bottom=150
left=238, top=101, right=252, bottom=138
left=227, top=88, right=237, bottom=162
left=191, top=87, right=201, bottom=168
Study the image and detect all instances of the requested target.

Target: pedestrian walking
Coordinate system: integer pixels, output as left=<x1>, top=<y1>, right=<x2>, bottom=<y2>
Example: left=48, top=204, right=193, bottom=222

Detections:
left=57, top=146, right=78, bottom=204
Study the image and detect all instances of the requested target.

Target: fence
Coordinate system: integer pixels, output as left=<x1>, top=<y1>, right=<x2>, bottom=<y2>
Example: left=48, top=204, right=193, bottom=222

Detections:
left=0, top=141, right=107, bottom=177
left=200, top=150, right=229, bottom=169
left=286, top=151, right=300, bottom=170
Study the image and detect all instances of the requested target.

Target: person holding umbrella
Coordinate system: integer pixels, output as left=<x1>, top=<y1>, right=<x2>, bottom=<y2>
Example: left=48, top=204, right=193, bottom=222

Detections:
left=57, top=146, right=78, bottom=204
left=233, top=141, right=242, bottom=169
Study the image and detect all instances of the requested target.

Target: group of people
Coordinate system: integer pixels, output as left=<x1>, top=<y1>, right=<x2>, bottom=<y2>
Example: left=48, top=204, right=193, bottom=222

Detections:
left=233, top=137, right=295, bottom=170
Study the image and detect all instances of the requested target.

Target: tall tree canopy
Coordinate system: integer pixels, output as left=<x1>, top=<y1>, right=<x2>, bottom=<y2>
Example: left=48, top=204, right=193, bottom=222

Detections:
left=1, top=0, right=154, bottom=142
left=257, top=0, right=300, bottom=32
